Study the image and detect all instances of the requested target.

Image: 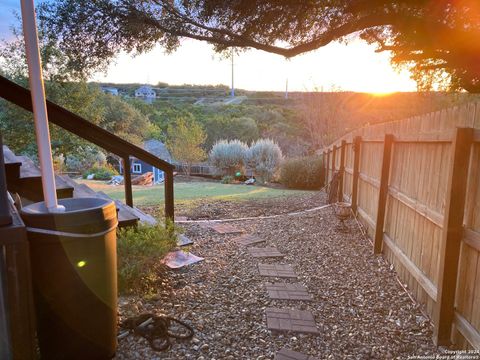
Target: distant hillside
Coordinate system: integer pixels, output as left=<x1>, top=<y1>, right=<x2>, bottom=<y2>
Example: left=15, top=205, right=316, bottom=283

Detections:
left=92, top=81, right=480, bottom=149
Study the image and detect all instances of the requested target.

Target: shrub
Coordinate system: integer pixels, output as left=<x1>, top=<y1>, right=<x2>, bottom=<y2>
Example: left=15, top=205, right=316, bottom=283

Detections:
left=209, top=139, right=247, bottom=175
left=280, top=156, right=325, bottom=190
left=246, top=139, right=283, bottom=183
left=66, top=146, right=107, bottom=172
left=82, top=164, right=118, bottom=180
left=221, top=175, right=234, bottom=184
left=117, top=222, right=177, bottom=295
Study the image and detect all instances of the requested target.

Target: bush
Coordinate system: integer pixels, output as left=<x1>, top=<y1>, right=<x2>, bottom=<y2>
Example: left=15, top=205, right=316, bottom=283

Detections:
left=280, top=156, right=325, bottom=190
left=82, top=164, right=118, bottom=180
left=209, top=139, right=248, bottom=175
left=66, top=146, right=107, bottom=172
left=221, top=175, right=234, bottom=184
left=117, top=222, right=177, bottom=295
left=246, top=139, right=283, bottom=183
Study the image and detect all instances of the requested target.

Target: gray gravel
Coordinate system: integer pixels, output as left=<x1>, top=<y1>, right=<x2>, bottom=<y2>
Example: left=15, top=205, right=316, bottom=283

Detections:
left=115, top=193, right=442, bottom=359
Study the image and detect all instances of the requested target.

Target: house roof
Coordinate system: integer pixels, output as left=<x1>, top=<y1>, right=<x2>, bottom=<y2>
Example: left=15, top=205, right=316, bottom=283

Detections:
left=143, top=139, right=172, bottom=161
left=135, top=85, right=155, bottom=94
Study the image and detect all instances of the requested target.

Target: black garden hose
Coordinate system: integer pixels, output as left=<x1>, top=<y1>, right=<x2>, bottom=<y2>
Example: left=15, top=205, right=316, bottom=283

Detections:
left=120, top=313, right=194, bottom=351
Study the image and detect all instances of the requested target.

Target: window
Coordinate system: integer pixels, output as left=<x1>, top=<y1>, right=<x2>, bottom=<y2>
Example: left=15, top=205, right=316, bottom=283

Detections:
left=132, top=163, right=142, bottom=174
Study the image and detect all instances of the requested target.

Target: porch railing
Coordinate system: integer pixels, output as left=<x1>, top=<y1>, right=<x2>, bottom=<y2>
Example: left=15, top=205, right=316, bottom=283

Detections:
left=0, top=75, right=174, bottom=221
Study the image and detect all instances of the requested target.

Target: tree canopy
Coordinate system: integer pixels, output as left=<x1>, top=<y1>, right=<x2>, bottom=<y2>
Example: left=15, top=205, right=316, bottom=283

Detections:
left=166, top=118, right=207, bottom=175
left=40, top=0, right=480, bottom=92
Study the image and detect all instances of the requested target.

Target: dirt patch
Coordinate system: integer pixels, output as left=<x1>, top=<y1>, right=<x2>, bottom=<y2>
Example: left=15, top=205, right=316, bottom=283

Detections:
left=182, top=191, right=325, bottom=220
left=138, top=190, right=325, bottom=221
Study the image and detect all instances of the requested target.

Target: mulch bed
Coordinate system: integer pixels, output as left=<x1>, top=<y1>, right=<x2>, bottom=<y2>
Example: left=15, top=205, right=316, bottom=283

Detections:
left=116, top=194, right=443, bottom=359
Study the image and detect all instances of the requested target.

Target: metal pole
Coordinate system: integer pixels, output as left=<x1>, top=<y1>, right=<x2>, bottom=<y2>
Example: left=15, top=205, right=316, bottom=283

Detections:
left=20, top=0, right=63, bottom=212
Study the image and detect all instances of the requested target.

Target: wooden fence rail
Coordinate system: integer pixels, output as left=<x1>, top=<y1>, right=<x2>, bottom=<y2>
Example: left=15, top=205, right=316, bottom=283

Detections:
left=322, top=101, right=480, bottom=349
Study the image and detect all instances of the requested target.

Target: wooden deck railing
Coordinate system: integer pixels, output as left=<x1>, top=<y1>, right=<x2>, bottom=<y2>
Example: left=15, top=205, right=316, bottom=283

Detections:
left=0, top=75, right=174, bottom=221
left=322, top=102, right=480, bottom=349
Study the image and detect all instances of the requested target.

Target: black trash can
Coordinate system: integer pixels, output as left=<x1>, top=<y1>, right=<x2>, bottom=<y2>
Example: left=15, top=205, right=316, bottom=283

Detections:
left=21, top=197, right=118, bottom=360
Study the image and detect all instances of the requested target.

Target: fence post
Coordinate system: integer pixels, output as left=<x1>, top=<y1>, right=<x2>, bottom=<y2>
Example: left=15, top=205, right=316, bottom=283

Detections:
left=332, top=145, right=337, bottom=175
left=373, top=134, right=394, bottom=254
left=322, top=150, right=327, bottom=187
left=164, top=169, right=175, bottom=223
left=122, top=157, right=133, bottom=207
left=339, top=140, right=346, bottom=202
left=351, top=136, right=362, bottom=213
left=325, top=150, right=330, bottom=185
left=434, top=127, right=473, bottom=345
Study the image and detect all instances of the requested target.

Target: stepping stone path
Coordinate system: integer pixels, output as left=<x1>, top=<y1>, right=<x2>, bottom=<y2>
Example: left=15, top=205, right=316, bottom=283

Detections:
left=248, top=247, right=284, bottom=258
left=234, top=234, right=265, bottom=246
left=205, top=222, right=244, bottom=234
left=275, top=349, right=318, bottom=360
left=266, top=283, right=312, bottom=301
left=228, top=226, right=320, bottom=354
left=266, top=308, right=319, bottom=334
left=258, top=264, right=297, bottom=278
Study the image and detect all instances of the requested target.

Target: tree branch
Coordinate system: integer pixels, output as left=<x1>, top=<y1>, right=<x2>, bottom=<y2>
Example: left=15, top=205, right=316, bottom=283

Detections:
left=148, top=11, right=401, bottom=57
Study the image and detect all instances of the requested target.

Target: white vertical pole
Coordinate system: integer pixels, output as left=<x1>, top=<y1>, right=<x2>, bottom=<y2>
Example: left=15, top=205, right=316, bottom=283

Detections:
left=20, top=0, right=63, bottom=212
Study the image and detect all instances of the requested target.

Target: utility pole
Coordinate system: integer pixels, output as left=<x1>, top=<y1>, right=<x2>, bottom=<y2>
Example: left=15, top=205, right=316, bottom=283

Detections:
left=231, top=48, right=235, bottom=98
left=285, top=78, right=288, bottom=99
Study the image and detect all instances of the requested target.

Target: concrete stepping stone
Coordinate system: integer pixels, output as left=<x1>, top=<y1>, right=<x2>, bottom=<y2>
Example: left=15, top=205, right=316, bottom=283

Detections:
left=206, top=223, right=244, bottom=234
left=266, top=308, right=319, bottom=334
left=177, top=234, right=194, bottom=247
left=234, top=234, right=265, bottom=246
left=258, top=264, right=297, bottom=278
left=248, top=247, right=284, bottom=258
left=266, top=283, right=312, bottom=301
left=275, top=349, right=318, bottom=360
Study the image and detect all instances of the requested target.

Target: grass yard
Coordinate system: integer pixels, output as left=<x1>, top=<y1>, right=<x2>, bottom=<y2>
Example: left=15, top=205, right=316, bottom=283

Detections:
left=79, top=179, right=310, bottom=206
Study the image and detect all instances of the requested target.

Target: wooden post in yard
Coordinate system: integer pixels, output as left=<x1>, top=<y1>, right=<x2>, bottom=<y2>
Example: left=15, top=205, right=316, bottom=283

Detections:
left=434, top=127, right=473, bottom=345
left=332, top=145, right=337, bottom=176
left=373, top=134, right=394, bottom=254
left=339, top=140, right=346, bottom=202
left=164, top=169, right=175, bottom=223
left=122, top=156, right=133, bottom=207
left=351, top=136, right=362, bottom=213
left=322, top=150, right=327, bottom=188
left=325, top=150, right=330, bottom=186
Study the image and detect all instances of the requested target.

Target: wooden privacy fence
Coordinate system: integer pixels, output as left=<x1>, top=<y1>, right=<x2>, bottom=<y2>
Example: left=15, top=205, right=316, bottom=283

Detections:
left=322, top=101, right=480, bottom=350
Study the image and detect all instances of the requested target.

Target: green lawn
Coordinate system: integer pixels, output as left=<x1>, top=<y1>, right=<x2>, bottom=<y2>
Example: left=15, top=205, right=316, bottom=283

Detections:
left=80, top=180, right=310, bottom=206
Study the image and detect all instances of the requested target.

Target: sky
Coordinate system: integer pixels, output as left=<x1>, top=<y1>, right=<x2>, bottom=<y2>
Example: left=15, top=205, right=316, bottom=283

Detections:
left=0, top=0, right=418, bottom=93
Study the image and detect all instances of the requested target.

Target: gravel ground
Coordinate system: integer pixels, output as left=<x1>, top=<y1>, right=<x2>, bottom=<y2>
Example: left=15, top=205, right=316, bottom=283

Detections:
left=116, top=193, right=442, bottom=359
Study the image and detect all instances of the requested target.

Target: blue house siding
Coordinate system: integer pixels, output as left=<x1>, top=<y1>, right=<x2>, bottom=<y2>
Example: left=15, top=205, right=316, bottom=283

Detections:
left=120, top=159, right=165, bottom=184
left=118, top=140, right=171, bottom=184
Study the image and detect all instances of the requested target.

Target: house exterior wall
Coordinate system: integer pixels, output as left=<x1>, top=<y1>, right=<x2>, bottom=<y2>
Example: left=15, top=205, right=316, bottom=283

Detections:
left=119, top=160, right=165, bottom=183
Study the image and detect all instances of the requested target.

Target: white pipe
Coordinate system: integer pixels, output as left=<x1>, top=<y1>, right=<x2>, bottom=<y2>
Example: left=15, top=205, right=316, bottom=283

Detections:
left=20, top=0, right=64, bottom=212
